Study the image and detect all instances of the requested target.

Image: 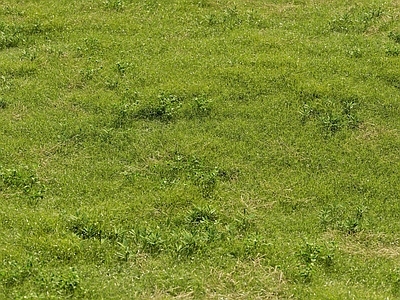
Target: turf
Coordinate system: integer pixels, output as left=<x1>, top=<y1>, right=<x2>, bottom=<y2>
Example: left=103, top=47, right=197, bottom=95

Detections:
left=1, top=0, right=400, bottom=299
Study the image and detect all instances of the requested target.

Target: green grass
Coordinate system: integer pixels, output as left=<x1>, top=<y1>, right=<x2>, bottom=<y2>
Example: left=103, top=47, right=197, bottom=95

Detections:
left=1, top=0, right=400, bottom=298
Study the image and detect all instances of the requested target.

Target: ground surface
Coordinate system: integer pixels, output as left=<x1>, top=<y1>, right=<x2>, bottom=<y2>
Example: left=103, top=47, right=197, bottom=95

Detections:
left=1, top=0, right=400, bottom=299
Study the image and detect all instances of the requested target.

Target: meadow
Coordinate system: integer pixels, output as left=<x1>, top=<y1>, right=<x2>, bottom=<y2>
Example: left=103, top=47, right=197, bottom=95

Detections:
left=0, top=0, right=400, bottom=298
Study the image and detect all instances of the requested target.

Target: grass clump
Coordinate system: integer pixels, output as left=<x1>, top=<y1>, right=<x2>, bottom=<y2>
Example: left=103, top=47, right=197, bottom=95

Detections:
left=329, top=5, right=385, bottom=33
left=388, top=31, right=400, bottom=44
left=0, top=258, right=36, bottom=288
left=319, top=205, right=368, bottom=235
left=0, top=23, right=23, bottom=49
left=297, top=241, right=335, bottom=283
left=299, top=92, right=360, bottom=135
left=186, top=205, right=217, bottom=224
left=103, top=0, right=125, bottom=12
left=113, top=93, right=183, bottom=126
left=0, top=167, right=45, bottom=204
left=139, top=93, right=183, bottom=121
left=190, top=95, right=213, bottom=118
left=0, top=98, right=7, bottom=109
left=37, top=268, right=82, bottom=297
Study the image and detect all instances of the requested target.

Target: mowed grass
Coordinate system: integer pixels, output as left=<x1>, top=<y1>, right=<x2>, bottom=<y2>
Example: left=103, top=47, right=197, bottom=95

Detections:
left=1, top=0, right=400, bottom=298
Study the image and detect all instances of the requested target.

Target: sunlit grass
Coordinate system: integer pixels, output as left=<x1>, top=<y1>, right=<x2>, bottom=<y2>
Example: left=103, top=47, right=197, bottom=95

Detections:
left=0, top=0, right=400, bottom=298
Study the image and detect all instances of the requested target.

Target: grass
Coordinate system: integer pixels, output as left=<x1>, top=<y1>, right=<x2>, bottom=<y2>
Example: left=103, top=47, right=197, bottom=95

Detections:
left=0, top=0, right=400, bottom=298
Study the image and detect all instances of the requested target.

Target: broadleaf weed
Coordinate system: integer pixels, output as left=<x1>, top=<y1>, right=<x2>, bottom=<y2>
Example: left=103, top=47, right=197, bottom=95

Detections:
left=297, top=241, right=335, bottom=282
left=190, top=95, right=212, bottom=117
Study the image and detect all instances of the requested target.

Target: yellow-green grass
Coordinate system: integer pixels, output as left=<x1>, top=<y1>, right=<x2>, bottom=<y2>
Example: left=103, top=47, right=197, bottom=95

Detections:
left=1, top=0, right=400, bottom=298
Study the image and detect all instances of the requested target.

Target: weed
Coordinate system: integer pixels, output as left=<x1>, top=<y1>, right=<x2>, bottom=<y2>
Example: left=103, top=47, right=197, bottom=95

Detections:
left=53, top=269, right=80, bottom=296
left=299, top=243, right=334, bottom=267
left=108, top=226, right=127, bottom=242
left=320, top=113, right=343, bottom=135
left=234, top=209, right=255, bottom=233
left=242, top=233, right=267, bottom=258
left=155, top=93, right=183, bottom=120
left=67, top=214, right=104, bottom=240
left=339, top=206, right=367, bottom=235
left=0, top=20, right=61, bottom=50
left=217, top=168, right=239, bottom=182
left=347, top=47, right=362, bottom=58
left=173, top=230, right=201, bottom=258
left=341, top=98, right=360, bottom=129
left=389, top=268, right=400, bottom=295
left=20, top=48, right=37, bottom=61
left=139, top=229, right=165, bottom=254
left=1, top=0, right=400, bottom=297
left=0, top=23, right=22, bottom=49
left=115, top=61, right=132, bottom=77
left=299, top=92, right=360, bottom=135
left=113, top=100, right=138, bottom=128
left=0, top=258, right=36, bottom=287
left=38, top=268, right=81, bottom=297
left=1, top=6, right=25, bottom=16
left=153, top=153, right=225, bottom=197
left=329, top=6, right=384, bottom=33
left=104, top=78, right=119, bottom=90
left=76, top=37, right=102, bottom=57
left=319, top=205, right=367, bottom=234
left=0, top=167, right=45, bottom=203
left=5, top=64, right=37, bottom=78
left=190, top=95, right=212, bottom=117
left=388, top=32, right=400, bottom=44
left=298, top=264, right=314, bottom=283
left=196, top=0, right=210, bottom=8
left=104, top=0, right=125, bottom=11
left=318, top=207, right=334, bottom=231
left=116, top=240, right=132, bottom=262
left=297, top=242, right=335, bottom=282
left=193, top=168, right=219, bottom=198
left=299, top=103, right=318, bottom=124
left=0, top=98, right=7, bottom=109
left=203, top=6, right=266, bottom=31
left=298, top=91, right=322, bottom=123
left=0, top=75, right=11, bottom=91
left=186, top=205, right=217, bottom=224
left=132, top=93, right=183, bottom=122
left=382, top=75, right=400, bottom=91
left=244, top=9, right=268, bottom=29
left=329, top=11, right=356, bottom=33
left=80, top=67, right=99, bottom=82
left=385, top=46, right=400, bottom=57
left=341, top=98, right=357, bottom=116
left=221, top=7, right=242, bottom=29
left=228, top=232, right=267, bottom=259
left=203, top=12, right=218, bottom=27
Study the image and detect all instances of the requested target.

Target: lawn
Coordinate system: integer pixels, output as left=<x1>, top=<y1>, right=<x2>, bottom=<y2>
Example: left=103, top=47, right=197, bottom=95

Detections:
left=1, top=0, right=400, bottom=299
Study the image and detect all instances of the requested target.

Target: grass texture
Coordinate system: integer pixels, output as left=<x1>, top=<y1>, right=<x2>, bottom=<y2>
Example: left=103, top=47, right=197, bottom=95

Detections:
left=1, top=0, right=400, bottom=298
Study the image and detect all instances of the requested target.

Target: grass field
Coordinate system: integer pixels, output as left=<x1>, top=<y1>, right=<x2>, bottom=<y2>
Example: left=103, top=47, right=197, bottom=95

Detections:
left=1, top=0, right=400, bottom=298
